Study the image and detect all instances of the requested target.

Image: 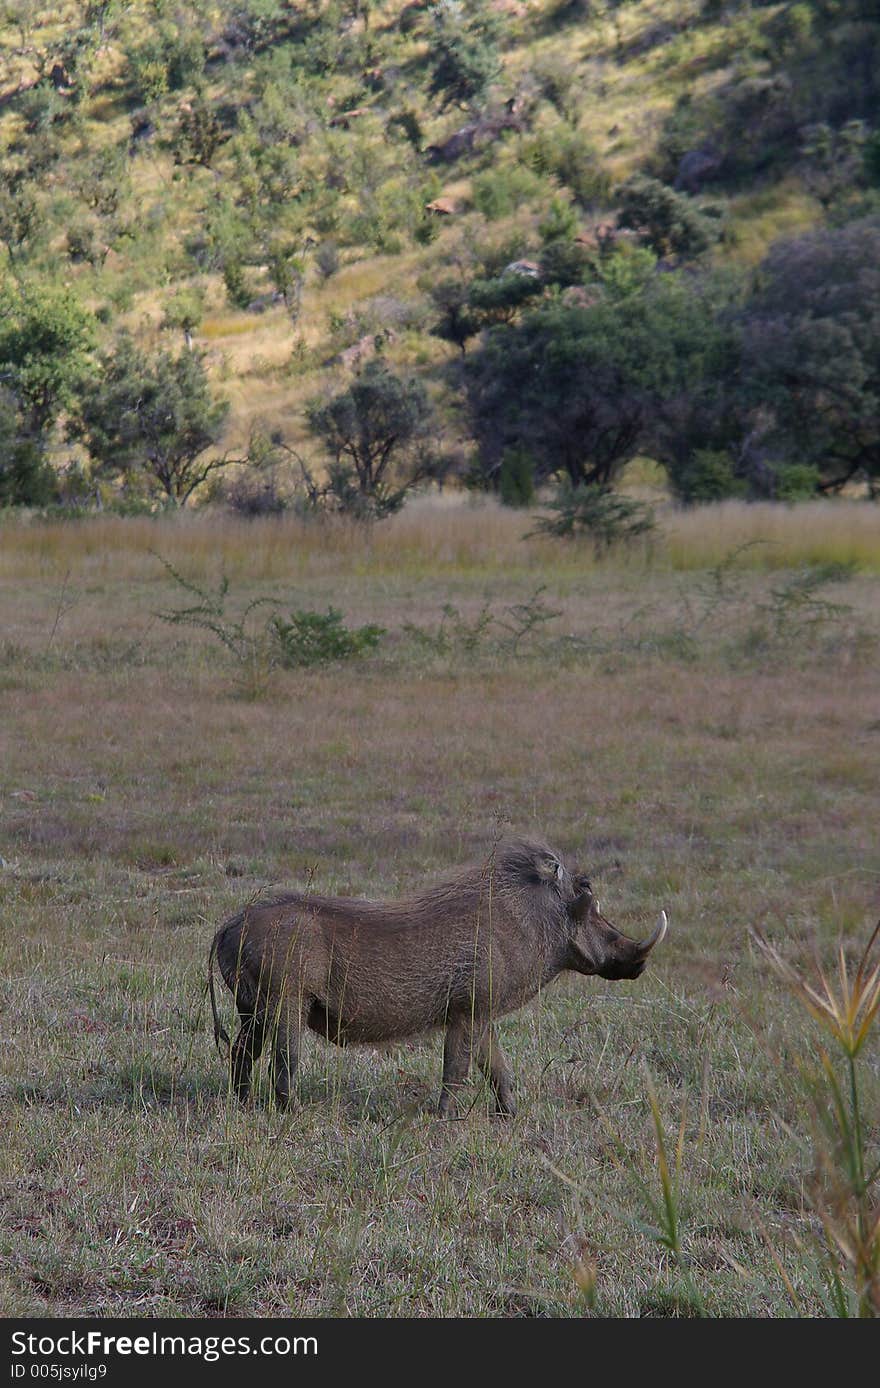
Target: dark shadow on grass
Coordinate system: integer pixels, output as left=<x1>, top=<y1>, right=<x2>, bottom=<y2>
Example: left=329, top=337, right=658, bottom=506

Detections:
left=6, top=1048, right=495, bottom=1123
left=243, top=1067, right=437, bottom=1124
left=4, top=1063, right=219, bottom=1111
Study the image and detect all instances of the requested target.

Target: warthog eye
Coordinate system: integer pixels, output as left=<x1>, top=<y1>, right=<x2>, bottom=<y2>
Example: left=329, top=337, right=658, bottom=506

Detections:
left=555, top=861, right=564, bottom=881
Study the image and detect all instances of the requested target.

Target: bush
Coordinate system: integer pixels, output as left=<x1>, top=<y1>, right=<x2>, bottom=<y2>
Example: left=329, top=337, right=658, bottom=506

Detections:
left=222, top=259, right=252, bottom=309
left=865, top=132, right=880, bottom=186
left=530, top=481, right=655, bottom=551
left=73, top=335, right=230, bottom=506
left=0, top=283, right=95, bottom=438
left=126, top=44, right=170, bottom=104
left=172, top=96, right=225, bottom=168
left=498, top=449, right=535, bottom=507
left=525, top=126, right=611, bottom=207
left=16, top=83, right=67, bottom=136
left=467, top=278, right=721, bottom=490
left=165, top=27, right=208, bottom=89
left=222, top=471, right=287, bottom=516
left=468, top=271, right=543, bottom=325
left=126, top=25, right=207, bottom=105
left=741, top=217, right=880, bottom=494
left=0, top=430, right=58, bottom=508
left=429, top=4, right=501, bottom=111
left=616, top=175, right=718, bottom=260
left=539, top=236, right=592, bottom=288
left=538, top=196, right=578, bottom=244
left=315, top=240, right=340, bottom=280
left=428, top=276, right=480, bottom=353
left=773, top=462, right=821, bottom=501
left=270, top=608, right=385, bottom=667
left=66, top=221, right=107, bottom=267
left=531, top=51, right=580, bottom=120
left=669, top=449, right=746, bottom=505
left=472, top=165, right=544, bottom=220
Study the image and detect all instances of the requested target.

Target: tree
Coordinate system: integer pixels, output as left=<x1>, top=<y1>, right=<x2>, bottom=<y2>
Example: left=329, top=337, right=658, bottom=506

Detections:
left=0, top=387, right=58, bottom=507
left=306, top=360, right=435, bottom=516
left=0, top=174, right=39, bottom=263
left=161, top=289, right=204, bottom=349
left=0, top=282, right=94, bottom=437
left=266, top=241, right=308, bottom=327
left=426, top=235, right=546, bottom=354
left=466, top=275, right=716, bottom=490
left=741, top=217, right=880, bottom=494
left=467, top=271, right=543, bottom=327
left=647, top=272, right=749, bottom=503
left=77, top=1, right=123, bottom=46
left=2, top=1, right=37, bottom=51
left=530, top=480, right=655, bottom=551
left=428, top=276, right=480, bottom=354
left=429, top=1, right=500, bottom=111
left=616, top=175, right=719, bottom=261
left=73, top=335, right=231, bottom=506
left=172, top=93, right=226, bottom=169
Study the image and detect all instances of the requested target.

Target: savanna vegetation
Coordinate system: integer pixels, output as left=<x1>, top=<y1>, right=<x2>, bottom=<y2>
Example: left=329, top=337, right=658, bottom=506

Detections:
left=0, top=0, right=879, bottom=519
left=2, top=506, right=880, bottom=1317
left=2, top=0, right=879, bottom=1322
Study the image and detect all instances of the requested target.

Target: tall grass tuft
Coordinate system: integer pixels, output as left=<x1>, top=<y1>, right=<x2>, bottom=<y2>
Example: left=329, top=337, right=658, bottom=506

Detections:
left=752, top=924, right=880, bottom=1317
left=550, top=1071, right=706, bottom=1316
left=601, top=1071, right=706, bottom=1316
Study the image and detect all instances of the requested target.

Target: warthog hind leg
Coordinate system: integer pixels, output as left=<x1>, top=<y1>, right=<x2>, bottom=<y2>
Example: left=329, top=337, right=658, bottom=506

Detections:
left=230, top=1012, right=265, bottom=1103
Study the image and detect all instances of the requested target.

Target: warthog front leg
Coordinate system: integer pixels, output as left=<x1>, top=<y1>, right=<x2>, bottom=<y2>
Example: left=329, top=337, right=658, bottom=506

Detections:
left=439, top=1018, right=516, bottom=1117
left=476, top=1025, right=516, bottom=1117
left=438, top=1014, right=474, bottom=1117
left=230, top=1012, right=265, bottom=1102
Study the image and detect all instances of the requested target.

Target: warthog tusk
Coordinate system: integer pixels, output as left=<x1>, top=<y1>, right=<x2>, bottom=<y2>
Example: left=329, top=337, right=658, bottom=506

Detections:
left=639, top=910, right=668, bottom=953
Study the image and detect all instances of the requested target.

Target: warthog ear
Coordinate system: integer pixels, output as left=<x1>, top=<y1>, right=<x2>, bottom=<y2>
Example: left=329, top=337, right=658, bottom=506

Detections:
left=537, top=853, right=565, bottom=884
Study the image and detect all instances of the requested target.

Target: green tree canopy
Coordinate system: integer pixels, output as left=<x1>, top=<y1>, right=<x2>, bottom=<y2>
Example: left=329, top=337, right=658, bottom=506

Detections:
left=0, top=282, right=94, bottom=436
left=73, top=334, right=230, bottom=505
left=0, top=386, right=58, bottom=507
left=616, top=175, right=719, bottom=261
left=741, top=216, right=880, bottom=494
left=428, top=1, right=500, bottom=110
left=306, top=360, right=435, bottom=516
left=466, top=273, right=722, bottom=490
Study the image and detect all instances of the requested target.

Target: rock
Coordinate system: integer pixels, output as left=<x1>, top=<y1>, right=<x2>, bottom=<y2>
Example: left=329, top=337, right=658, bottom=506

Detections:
left=329, top=107, right=369, bottom=129
left=503, top=259, right=541, bottom=278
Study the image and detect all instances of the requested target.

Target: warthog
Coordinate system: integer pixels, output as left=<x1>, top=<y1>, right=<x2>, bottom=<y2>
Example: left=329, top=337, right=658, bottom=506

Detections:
left=208, top=838, right=668, bottom=1116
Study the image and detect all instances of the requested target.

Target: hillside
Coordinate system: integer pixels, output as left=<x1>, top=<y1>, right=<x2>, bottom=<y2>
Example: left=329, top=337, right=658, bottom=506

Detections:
left=1, top=0, right=878, bottom=506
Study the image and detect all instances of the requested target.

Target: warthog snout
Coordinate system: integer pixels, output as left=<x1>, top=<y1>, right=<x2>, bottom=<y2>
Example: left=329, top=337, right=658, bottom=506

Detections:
left=208, top=838, right=669, bottom=1117
left=567, top=881, right=668, bottom=980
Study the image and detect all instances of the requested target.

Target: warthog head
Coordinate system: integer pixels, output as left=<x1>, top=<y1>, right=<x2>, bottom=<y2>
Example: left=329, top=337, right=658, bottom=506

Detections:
left=566, top=873, right=668, bottom=981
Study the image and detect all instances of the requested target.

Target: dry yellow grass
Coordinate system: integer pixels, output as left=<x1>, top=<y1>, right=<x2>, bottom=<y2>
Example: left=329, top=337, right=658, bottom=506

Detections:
left=662, top=500, right=880, bottom=571
left=2, top=497, right=878, bottom=583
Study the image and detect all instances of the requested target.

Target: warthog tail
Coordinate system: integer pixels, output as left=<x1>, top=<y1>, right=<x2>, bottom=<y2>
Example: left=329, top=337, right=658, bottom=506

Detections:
left=208, top=930, right=231, bottom=1059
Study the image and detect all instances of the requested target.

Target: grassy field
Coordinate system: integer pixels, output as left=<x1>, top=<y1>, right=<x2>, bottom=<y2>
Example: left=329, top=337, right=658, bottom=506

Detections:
left=1, top=501, right=879, bottom=1317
